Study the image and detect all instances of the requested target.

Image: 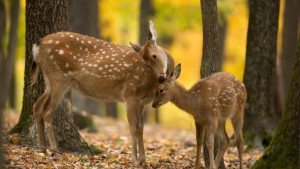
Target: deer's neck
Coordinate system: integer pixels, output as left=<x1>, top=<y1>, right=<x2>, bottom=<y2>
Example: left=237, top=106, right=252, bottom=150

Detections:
left=170, top=82, right=197, bottom=117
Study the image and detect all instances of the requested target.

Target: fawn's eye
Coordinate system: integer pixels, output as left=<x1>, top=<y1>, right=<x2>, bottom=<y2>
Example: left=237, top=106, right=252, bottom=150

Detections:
left=153, top=54, right=157, bottom=59
left=159, top=89, right=164, bottom=93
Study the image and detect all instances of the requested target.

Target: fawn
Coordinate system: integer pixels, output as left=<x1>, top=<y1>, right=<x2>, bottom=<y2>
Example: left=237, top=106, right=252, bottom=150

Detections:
left=31, top=21, right=174, bottom=165
left=152, top=64, right=246, bottom=169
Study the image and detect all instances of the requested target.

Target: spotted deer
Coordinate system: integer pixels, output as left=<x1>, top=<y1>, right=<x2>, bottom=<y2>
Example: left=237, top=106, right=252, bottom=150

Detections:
left=152, top=64, right=246, bottom=169
left=31, top=21, right=174, bottom=165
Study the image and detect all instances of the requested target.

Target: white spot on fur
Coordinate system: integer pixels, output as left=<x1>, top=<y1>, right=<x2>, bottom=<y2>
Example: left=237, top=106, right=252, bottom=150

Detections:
left=69, top=35, right=74, bottom=38
left=48, top=40, right=53, bottom=44
left=65, top=63, right=69, bottom=68
left=98, top=67, right=103, bottom=70
left=94, top=45, right=97, bottom=49
left=47, top=49, right=51, bottom=53
left=105, top=65, right=108, bottom=68
left=134, top=75, right=139, bottom=80
left=59, top=50, right=64, bottom=55
left=66, top=45, right=69, bottom=48
left=50, top=55, right=53, bottom=60
left=55, top=40, right=60, bottom=44
left=88, top=41, right=91, bottom=44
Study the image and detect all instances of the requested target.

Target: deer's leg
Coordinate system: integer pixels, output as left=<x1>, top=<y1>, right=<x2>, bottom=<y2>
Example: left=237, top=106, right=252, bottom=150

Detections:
left=125, top=100, right=139, bottom=165
left=33, top=91, right=50, bottom=149
left=206, top=120, right=218, bottom=169
left=195, top=121, right=205, bottom=169
left=214, top=121, right=229, bottom=168
left=42, top=81, right=71, bottom=151
left=232, top=109, right=244, bottom=169
left=137, top=105, right=145, bottom=164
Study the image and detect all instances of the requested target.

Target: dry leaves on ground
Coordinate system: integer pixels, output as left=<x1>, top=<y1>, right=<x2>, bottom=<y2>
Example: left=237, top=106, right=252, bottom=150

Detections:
left=4, top=113, right=262, bottom=168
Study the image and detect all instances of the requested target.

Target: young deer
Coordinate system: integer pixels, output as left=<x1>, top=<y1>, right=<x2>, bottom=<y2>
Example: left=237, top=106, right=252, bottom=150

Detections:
left=31, top=21, right=174, bottom=164
left=152, top=64, right=246, bottom=169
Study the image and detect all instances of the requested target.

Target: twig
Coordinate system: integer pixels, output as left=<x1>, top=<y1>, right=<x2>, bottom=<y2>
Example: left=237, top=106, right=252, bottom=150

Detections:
left=66, top=119, right=94, bottom=156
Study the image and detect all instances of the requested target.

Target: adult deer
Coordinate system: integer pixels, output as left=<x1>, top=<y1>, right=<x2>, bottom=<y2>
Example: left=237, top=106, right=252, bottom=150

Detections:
left=31, top=21, right=174, bottom=164
left=152, top=64, right=246, bottom=169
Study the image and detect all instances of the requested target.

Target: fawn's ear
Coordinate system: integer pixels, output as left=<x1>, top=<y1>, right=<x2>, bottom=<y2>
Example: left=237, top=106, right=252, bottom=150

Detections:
left=147, top=20, right=157, bottom=42
left=130, top=42, right=141, bottom=52
left=170, top=63, right=181, bottom=81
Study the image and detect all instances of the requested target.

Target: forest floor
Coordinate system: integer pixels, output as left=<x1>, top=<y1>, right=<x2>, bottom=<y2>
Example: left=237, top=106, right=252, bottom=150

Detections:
left=3, top=110, right=262, bottom=169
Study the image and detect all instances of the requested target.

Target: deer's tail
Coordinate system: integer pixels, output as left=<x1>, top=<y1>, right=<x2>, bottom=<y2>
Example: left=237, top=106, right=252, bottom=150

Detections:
left=31, top=43, right=40, bottom=86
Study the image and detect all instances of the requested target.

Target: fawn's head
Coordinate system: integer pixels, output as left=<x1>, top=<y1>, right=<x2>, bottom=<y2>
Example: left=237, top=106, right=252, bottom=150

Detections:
left=152, top=64, right=181, bottom=108
left=130, top=21, right=169, bottom=83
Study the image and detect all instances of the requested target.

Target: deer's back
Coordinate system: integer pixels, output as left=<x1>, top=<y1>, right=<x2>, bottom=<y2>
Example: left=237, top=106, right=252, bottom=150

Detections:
left=35, top=32, right=157, bottom=103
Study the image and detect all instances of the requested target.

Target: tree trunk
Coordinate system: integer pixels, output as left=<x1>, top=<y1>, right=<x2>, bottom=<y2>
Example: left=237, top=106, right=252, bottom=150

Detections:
left=0, top=1, right=5, bottom=167
left=10, top=0, right=83, bottom=152
left=278, top=0, right=300, bottom=113
left=218, top=13, right=227, bottom=70
left=139, top=0, right=155, bottom=45
left=243, top=0, right=280, bottom=147
left=200, top=0, right=225, bottom=168
left=106, top=102, right=118, bottom=119
left=139, top=0, right=155, bottom=123
left=68, top=0, right=101, bottom=115
left=250, top=38, right=300, bottom=169
left=9, top=70, right=16, bottom=109
left=0, top=0, right=19, bottom=113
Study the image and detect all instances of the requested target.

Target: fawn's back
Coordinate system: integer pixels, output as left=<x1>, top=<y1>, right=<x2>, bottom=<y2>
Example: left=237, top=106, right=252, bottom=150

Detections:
left=189, top=72, right=246, bottom=121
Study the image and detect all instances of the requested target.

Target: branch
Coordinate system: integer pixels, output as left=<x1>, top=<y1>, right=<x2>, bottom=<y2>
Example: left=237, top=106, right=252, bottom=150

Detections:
left=66, top=119, right=94, bottom=156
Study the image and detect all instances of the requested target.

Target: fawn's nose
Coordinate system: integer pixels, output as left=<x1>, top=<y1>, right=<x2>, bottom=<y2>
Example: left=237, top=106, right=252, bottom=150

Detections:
left=152, top=102, right=157, bottom=108
left=158, top=76, right=165, bottom=83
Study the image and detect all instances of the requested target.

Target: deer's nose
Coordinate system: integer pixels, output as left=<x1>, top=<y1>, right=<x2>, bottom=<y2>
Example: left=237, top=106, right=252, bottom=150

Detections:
left=152, top=102, right=157, bottom=108
left=158, top=76, right=165, bottom=83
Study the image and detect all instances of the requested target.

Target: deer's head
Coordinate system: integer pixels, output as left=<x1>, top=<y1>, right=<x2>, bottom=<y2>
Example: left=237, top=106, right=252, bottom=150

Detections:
left=130, top=21, right=169, bottom=83
left=152, top=64, right=181, bottom=108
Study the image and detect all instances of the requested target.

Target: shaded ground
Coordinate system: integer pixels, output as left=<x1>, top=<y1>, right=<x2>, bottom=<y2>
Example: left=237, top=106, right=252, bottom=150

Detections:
left=3, top=110, right=262, bottom=168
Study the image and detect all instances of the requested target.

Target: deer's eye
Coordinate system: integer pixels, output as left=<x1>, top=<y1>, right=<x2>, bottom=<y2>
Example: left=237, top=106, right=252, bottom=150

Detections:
left=153, top=54, right=157, bottom=59
left=159, top=89, right=164, bottom=93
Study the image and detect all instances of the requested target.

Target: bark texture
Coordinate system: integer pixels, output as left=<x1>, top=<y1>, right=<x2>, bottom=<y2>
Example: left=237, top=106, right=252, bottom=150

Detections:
left=243, top=0, right=280, bottom=146
left=200, top=0, right=225, bottom=168
left=10, top=0, right=83, bottom=152
left=251, top=38, right=300, bottom=169
left=278, top=0, right=300, bottom=110
left=68, top=0, right=101, bottom=115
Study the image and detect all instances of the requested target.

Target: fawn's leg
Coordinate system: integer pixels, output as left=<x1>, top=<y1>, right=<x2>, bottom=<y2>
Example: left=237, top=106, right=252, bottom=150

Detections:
left=206, top=120, right=218, bottom=169
left=232, top=109, right=244, bottom=169
left=137, top=105, right=146, bottom=164
left=33, top=91, right=50, bottom=149
left=195, top=121, right=205, bottom=169
left=215, top=121, right=229, bottom=168
left=125, top=99, right=140, bottom=165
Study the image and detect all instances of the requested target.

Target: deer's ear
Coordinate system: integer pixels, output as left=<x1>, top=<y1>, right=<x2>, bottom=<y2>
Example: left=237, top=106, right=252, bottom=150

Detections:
left=171, top=64, right=181, bottom=81
left=130, top=42, right=141, bottom=52
left=147, top=20, right=157, bottom=42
